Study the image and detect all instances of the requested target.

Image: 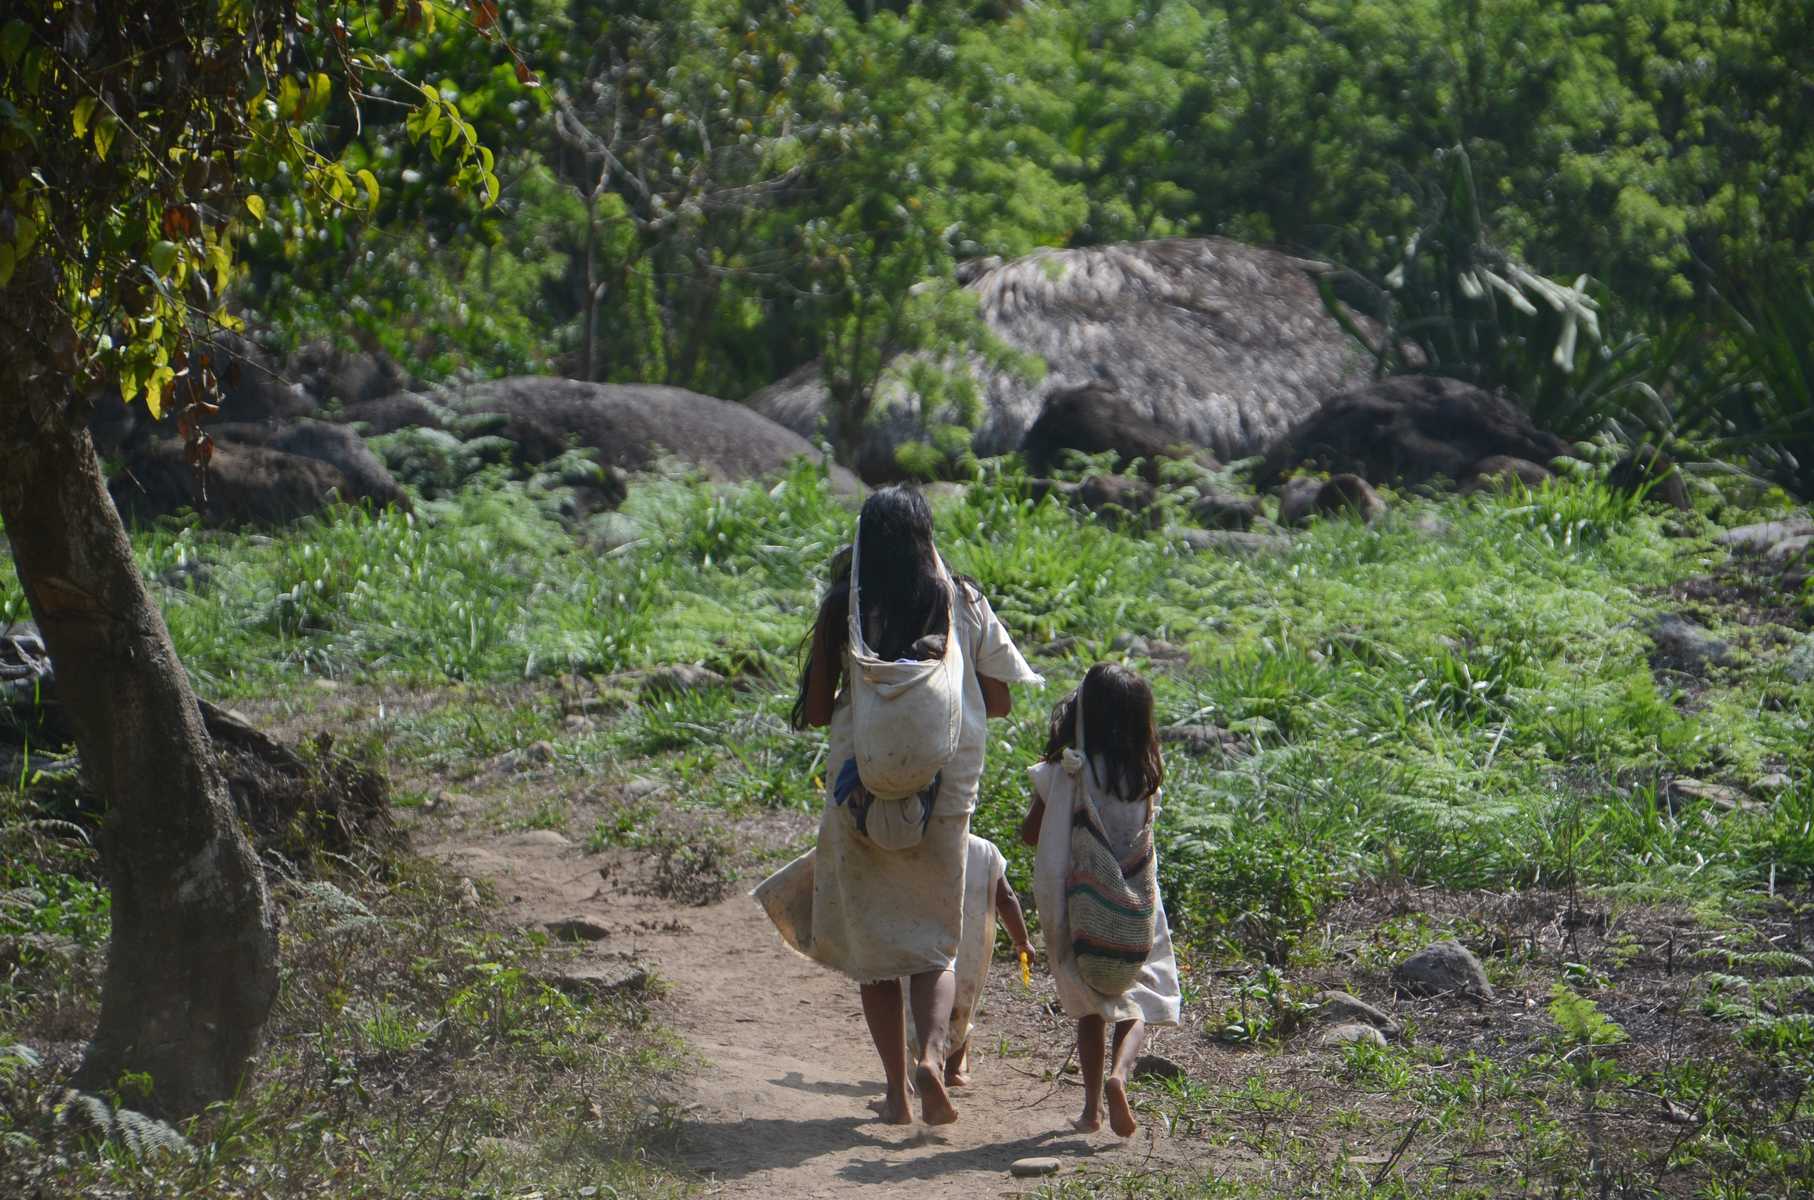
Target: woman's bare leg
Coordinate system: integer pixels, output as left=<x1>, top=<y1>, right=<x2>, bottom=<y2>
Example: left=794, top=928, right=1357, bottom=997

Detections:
left=859, top=980, right=911, bottom=1124
left=1105, top=1017, right=1145, bottom=1136
left=907, top=968, right=959, bottom=1124
left=1074, top=1014, right=1106, bottom=1131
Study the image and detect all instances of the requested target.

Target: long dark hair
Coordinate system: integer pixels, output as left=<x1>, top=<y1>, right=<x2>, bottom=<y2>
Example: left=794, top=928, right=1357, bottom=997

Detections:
left=789, top=486, right=955, bottom=729
left=1042, top=662, right=1163, bottom=803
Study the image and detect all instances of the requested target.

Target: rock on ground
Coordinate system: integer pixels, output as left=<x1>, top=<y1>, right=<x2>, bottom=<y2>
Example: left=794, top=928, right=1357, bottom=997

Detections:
left=1313, top=990, right=1401, bottom=1040
left=1647, top=613, right=1732, bottom=675
left=432, top=377, right=861, bottom=492
left=1320, top=1023, right=1389, bottom=1049
left=1255, top=375, right=1573, bottom=491
left=110, top=438, right=403, bottom=527
left=1393, top=940, right=1493, bottom=1001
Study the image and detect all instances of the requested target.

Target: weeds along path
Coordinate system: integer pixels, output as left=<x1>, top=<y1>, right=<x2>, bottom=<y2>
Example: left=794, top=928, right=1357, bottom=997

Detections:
left=426, top=826, right=1207, bottom=1197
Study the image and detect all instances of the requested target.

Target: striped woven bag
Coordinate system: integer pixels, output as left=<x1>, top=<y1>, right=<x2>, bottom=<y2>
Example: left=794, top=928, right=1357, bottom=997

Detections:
left=1063, top=693, right=1157, bottom=997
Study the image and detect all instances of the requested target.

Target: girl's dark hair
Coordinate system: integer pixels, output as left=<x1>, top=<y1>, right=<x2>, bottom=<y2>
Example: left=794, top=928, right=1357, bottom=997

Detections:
left=790, top=486, right=964, bottom=729
left=1042, top=662, right=1163, bottom=803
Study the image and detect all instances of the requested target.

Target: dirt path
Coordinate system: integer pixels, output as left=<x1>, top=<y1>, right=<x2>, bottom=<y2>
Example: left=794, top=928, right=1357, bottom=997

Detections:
left=426, top=828, right=1208, bottom=1197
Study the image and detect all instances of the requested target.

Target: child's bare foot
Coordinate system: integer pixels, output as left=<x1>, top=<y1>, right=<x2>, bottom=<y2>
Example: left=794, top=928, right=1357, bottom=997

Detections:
left=868, top=1095, right=913, bottom=1125
left=913, top=1065, right=959, bottom=1126
left=1073, top=1106, right=1102, bottom=1133
left=1105, top=1076, right=1137, bottom=1137
left=944, top=1044, right=971, bottom=1087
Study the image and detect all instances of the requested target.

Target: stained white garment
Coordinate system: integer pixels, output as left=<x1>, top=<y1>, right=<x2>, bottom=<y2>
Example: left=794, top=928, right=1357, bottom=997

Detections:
left=807, top=586, right=1040, bottom=982
left=948, top=835, right=1007, bottom=1054
left=1029, top=755, right=1181, bottom=1025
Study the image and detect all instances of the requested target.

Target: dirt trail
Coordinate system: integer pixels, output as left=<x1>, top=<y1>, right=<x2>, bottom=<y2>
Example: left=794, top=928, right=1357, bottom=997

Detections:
left=427, top=828, right=1205, bottom=1197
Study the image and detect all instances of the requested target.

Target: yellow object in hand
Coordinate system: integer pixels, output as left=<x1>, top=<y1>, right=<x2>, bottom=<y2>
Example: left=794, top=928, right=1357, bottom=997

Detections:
left=1019, top=949, right=1032, bottom=988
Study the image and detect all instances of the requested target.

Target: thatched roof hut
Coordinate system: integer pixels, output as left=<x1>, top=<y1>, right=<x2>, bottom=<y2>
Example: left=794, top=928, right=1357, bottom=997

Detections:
left=746, top=237, right=1377, bottom=480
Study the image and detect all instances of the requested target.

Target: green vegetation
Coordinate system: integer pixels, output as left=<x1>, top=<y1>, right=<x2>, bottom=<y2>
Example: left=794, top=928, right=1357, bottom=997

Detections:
left=8, top=457, right=1812, bottom=1191
left=244, top=0, right=1814, bottom=482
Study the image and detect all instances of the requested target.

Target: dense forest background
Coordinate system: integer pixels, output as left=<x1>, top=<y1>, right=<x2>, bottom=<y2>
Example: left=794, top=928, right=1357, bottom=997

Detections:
left=240, top=0, right=1813, bottom=473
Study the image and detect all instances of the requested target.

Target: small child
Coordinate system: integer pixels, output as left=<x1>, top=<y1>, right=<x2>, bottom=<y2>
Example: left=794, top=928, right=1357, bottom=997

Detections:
left=1021, top=663, right=1181, bottom=1137
left=910, top=833, right=1035, bottom=1087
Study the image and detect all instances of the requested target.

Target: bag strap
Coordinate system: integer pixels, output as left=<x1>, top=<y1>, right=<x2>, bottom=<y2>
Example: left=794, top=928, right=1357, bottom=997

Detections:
left=848, top=513, right=869, bottom=658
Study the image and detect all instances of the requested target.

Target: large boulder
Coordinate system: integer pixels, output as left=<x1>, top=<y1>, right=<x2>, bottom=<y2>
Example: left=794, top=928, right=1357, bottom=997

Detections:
left=1018, top=381, right=1209, bottom=480
left=1608, top=443, right=1691, bottom=511
left=109, top=438, right=397, bottom=527
left=431, top=377, right=861, bottom=491
left=209, top=420, right=408, bottom=510
left=747, top=237, right=1380, bottom=482
left=288, top=340, right=414, bottom=410
left=189, top=333, right=319, bottom=425
left=1254, top=375, right=1574, bottom=491
left=337, top=393, right=451, bottom=436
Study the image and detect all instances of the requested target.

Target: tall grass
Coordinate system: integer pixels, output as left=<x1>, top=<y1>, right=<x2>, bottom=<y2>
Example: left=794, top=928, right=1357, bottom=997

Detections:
left=5, top=456, right=1807, bottom=933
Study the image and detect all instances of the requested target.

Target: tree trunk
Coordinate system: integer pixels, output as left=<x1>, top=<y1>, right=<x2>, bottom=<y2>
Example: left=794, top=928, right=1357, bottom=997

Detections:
left=0, top=391, right=278, bottom=1117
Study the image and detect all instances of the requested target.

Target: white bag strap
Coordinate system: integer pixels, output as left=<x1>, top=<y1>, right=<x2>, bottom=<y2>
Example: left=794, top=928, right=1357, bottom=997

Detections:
left=848, top=513, right=869, bottom=657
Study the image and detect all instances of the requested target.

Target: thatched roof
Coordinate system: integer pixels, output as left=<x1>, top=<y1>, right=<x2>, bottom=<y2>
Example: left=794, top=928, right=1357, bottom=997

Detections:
left=746, top=237, right=1377, bottom=478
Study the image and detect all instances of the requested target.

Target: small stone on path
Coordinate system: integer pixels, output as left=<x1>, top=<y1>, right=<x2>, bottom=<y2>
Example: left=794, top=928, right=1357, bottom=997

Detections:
left=1010, top=1157, right=1061, bottom=1178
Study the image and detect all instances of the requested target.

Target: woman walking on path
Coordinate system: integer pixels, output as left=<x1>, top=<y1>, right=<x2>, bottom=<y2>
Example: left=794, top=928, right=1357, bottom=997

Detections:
left=1021, top=663, right=1181, bottom=1137
left=790, top=485, right=1041, bottom=1126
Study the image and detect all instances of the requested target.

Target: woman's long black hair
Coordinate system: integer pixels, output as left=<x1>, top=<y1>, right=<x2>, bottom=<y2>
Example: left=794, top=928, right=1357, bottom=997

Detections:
left=789, top=486, right=963, bottom=729
left=1042, top=662, right=1163, bottom=803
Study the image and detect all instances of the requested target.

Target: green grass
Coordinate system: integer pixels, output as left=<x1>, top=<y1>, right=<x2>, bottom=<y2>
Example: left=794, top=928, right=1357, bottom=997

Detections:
left=4, top=454, right=1813, bottom=1196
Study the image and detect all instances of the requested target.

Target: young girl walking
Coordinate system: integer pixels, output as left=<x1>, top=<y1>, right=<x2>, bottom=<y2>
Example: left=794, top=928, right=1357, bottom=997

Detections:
left=1021, top=663, right=1180, bottom=1137
left=788, top=485, right=1041, bottom=1126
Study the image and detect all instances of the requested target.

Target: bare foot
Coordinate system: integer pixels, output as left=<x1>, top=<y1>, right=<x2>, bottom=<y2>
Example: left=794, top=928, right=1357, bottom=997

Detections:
left=944, top=1068, right=972, bottom=1088
left=868, top=1096, right=913, bottom=1126
left=1105, top=1076, right=1137, bottom=1137
left=913, top=1065, right=958, bottom=1126
left=1072, top=1110, right=1102, bottom=1133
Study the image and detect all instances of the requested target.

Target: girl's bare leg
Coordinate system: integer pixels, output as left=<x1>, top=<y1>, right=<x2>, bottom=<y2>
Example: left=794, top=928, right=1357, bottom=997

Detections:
left=1074, top=1014, right=1106, bottom=1131
left=1105, top=1017, right=1146, bottom=1136
left=858, top=981, right=912, bottom=1124
left=907, top=968, right=959, bottom=1124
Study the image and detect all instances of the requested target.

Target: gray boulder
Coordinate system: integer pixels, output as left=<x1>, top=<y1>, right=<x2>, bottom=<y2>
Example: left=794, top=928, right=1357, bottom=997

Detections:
left=436, top=377, right=861, bottom=492
left=109, top=439, right=394, bottom=527
left=1256, top=375, right=1573, bottom=491
left=1393, top=940, right=1493, bottom=1001
left=1278, top=473, right=1385, bottom=527
left=208, top=420, right=408, bottom=512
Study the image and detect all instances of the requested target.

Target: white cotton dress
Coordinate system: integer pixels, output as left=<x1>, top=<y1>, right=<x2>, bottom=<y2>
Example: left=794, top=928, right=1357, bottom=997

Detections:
left=800, top=586, right=1041, bottom=984
left=759, top=834, right=1012, bottom=1068
left=1029, top=755, right=1181, bottom=1025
